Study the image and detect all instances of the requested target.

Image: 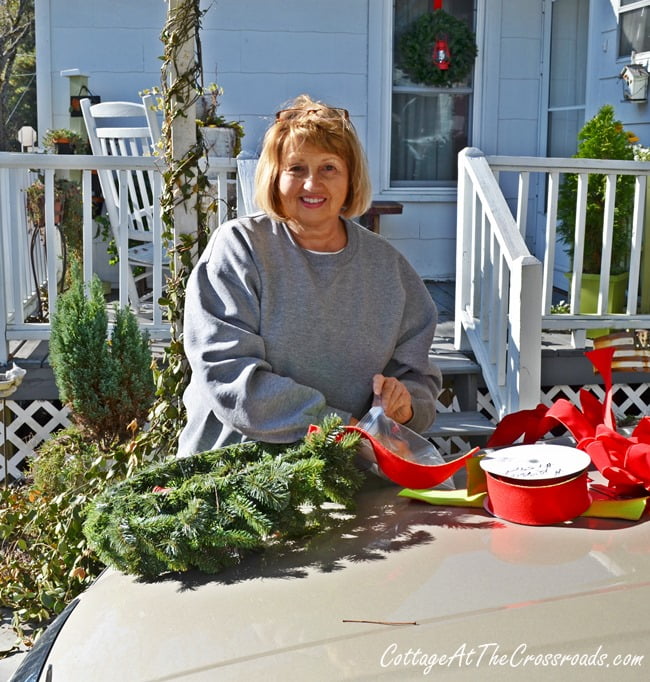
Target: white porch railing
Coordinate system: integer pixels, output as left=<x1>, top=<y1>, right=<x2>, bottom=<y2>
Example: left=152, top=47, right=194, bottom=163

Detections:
left=456, top=147, right=650, bottom=418
left=0, top=151, right=237, bottom=365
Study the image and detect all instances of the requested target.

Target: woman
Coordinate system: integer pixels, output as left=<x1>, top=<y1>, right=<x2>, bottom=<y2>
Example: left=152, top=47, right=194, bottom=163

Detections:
left=178, top=94, right=441, bottom=457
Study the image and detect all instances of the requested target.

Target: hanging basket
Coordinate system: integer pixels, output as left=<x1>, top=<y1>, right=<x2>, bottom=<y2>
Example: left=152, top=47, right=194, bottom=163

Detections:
left=70, top=85, right=101, bottom=117
left=398, top=10, right=478, bottom=87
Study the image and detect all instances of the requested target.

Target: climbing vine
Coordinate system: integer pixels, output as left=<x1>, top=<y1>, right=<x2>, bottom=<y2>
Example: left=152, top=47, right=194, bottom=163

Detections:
left=0, top=0, right=216, bottom=648
left=134, top=0, right=210, bottom=460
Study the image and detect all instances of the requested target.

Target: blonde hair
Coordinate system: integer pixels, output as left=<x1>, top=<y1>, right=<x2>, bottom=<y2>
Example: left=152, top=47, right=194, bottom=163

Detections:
left=254, top=94, right=372, bottom=220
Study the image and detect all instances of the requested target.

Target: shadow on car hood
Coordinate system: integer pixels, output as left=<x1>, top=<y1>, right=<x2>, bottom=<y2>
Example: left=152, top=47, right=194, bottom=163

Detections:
left=19, top=477, right=650, bottom=681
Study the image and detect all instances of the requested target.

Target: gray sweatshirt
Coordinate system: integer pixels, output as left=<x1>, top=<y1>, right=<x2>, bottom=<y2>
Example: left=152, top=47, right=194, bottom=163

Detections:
left=177, top=214, right=441, bottom=457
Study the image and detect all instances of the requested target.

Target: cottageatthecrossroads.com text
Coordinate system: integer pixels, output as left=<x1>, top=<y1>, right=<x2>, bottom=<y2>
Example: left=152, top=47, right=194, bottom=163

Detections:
left=380, top=642, right=645, bottom=675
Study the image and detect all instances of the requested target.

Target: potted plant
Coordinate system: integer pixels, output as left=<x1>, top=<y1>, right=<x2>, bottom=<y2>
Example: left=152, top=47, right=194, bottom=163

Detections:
left=556, top=104, right=637, bottom=318
left=25, top=179, right=65, bottom=228
left=42, top=128, right=87, bottom=154
left=196, top=83, right=244, bottom=158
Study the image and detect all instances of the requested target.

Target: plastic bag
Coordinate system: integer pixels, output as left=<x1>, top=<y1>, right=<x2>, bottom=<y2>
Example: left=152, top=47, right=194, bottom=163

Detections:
left=356, top=406, right=454, bottom=489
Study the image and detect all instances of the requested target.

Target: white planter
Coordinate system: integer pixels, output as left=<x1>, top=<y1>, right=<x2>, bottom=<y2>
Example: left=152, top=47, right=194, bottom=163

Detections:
left=201, top=126, right=236, bottom=158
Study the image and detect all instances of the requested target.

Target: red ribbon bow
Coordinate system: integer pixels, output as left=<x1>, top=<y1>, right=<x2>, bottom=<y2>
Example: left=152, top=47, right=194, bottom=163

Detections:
left=487, top=347, right=650, bottom=497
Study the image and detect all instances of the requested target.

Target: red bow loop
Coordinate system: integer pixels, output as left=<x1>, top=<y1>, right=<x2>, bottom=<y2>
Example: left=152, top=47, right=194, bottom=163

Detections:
left=486, top=347, right=650, bottom=497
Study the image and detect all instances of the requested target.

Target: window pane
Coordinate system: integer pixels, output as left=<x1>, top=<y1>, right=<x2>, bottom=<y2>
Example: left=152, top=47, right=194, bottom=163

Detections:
left=391, top=0, right=475, bottom=186
left=547, top=109, right=583, bottom=157
left=548, top=0, right=589, bottom=108
left=391, top=92, right=470, bottom=184
left=393, top=0, right=474, bottom=88
left=619, top=7, right=650, bottom=56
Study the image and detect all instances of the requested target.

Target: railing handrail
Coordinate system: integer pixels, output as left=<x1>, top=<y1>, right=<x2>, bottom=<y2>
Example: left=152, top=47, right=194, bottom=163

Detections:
left=455, top=148, right=543, bottom=417
left=0, top=151, right=238, bottom=365
left=456, top=147, right=650, bottom=418
left=459, top=148, right=532, bottom=267
left=487, top=154, right=650, bottom=175
left=0, top=151, right=160, bottom=171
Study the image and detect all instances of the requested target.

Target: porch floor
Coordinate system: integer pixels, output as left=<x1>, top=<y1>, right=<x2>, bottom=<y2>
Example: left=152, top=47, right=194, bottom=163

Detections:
left=424, top=280, right=650, bottom=390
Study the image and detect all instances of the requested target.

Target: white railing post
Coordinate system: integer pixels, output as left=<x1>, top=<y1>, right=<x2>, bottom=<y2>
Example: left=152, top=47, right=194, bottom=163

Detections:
left=43, top=169, right=59, bottom=318
left=0, top=169, right=8, bottom=365
left=628, top=175, right=646, bottom=312
left=509, top=256, right=542, bottom=412
left=455, top=148, right=478, bottom=351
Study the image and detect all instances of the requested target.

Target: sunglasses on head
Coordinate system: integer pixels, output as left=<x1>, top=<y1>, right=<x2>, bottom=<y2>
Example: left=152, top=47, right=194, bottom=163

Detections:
left=275, top=107, right=350, bottom=122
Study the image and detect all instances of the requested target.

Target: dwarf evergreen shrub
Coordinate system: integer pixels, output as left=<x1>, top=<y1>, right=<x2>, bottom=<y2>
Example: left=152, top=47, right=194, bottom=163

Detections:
left=49, top=265, right=155, bottom=444
left=556, top=104, right=636, bottom=275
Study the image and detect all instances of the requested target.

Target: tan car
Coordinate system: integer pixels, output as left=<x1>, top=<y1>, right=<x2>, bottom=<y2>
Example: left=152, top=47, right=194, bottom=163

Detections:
left=10, top=473, right=650, bottom=681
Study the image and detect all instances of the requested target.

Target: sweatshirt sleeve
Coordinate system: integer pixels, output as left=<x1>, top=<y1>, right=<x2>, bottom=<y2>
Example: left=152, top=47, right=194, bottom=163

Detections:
left=182, top=226, right=350, bottom=443
left=384, top=265, right=442, bottom=434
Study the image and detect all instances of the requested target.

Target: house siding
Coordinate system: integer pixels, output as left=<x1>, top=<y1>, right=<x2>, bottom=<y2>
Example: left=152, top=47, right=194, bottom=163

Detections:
left=34, top=0, right=649, bottom=279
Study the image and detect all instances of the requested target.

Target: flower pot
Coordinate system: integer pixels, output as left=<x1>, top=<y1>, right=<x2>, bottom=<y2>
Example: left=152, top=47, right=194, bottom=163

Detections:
left=53, top=138, right=74, bottom=154
left=565, top=271, right=629, bottom=338
left=201, top=126, right=236, bottom=158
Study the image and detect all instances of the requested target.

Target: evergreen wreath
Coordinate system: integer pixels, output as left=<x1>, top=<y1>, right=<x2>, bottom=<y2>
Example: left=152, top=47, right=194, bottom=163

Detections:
left=83, top=416, right=364, bottom=579
left=398, top=10, right=478, bottom=87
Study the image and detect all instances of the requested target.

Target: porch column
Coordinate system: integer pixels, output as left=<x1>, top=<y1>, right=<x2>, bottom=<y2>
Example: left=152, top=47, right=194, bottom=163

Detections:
left=167, top=0, right=198, bottom=268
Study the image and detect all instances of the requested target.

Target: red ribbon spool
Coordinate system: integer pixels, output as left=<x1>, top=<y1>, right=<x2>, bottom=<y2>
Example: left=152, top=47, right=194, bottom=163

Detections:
left=484, top=471, right=591, bottom=525
left=480, top=444, right=592, bottom=525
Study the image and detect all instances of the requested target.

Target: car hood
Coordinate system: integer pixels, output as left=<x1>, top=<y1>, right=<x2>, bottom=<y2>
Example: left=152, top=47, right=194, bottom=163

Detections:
left=23, top=477, right=650, bottom=681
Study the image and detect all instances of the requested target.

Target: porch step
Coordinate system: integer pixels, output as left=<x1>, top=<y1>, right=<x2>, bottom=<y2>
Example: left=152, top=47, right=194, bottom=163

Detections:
left=429, top=347, right=481, bottom=377
left=430, top=346, right=483, bottom=413
left=428, top=346, right=495, bottom=445
left=423, top=410, right=495, bottom=439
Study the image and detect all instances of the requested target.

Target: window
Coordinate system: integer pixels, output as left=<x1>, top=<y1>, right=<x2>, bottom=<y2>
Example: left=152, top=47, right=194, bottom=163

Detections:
left=546, top=0, right=589, bottom=158
left=618, top=0, right=650, bottom=57
left=391, top=0, right=475, bottom=187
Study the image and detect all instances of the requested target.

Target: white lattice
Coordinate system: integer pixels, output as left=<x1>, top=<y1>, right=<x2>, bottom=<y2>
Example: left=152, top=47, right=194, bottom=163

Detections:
left=3, top=381, right=650, bottom=483
left=537, top=383, right=650, bottom=423
left=431, top=391, right=476, bottom=456
left=1, top=399, right=71, bottom=482
left=433, top=382, right=650, bottom=456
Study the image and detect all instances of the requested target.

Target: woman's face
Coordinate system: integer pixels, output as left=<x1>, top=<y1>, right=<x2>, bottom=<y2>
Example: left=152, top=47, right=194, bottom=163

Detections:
left=277, top=142, right=349, bottom=233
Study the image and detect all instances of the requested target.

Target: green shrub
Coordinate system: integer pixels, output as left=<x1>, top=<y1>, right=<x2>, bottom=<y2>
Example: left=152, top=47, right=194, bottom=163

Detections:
left=0, top=431, right=142, bottom=642
left=29, top=426, right=98, bottom=498
left=556, top=104, right=636, bottom=275
left=0, top=266, right=158, bottom=645
left=49, top=264, right=155, bottom=444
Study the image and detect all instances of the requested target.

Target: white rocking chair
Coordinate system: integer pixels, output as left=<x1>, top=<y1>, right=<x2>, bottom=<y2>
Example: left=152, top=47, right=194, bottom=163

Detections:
left=81, top=96, right=167, bottom=310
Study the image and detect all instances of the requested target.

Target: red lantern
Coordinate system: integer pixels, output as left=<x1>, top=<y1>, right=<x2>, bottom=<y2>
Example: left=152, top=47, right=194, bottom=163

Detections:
left=432, top=37, right=451, bottom=70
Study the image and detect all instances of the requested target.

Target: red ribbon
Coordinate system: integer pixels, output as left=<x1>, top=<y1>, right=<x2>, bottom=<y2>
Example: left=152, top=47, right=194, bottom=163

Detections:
left=308, top=423, right=476, bottom=490
left=487, top=347, right=650, bottom=497
left=433, top=0, right=443, bottom=9
left=484, top=470, right=592, bottom=525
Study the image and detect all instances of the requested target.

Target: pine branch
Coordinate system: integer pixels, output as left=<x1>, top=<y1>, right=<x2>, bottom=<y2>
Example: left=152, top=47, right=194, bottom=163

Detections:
left=83, top=418, right=363, bottom=578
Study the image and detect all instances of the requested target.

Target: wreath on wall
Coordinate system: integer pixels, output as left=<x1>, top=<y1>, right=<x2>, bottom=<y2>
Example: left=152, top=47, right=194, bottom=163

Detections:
left=398, top=10, right=478, bottom=87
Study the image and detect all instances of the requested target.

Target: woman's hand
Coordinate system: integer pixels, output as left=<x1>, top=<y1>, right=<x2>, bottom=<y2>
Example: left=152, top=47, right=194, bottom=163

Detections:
left=372, top=374, right=413, bottom=424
